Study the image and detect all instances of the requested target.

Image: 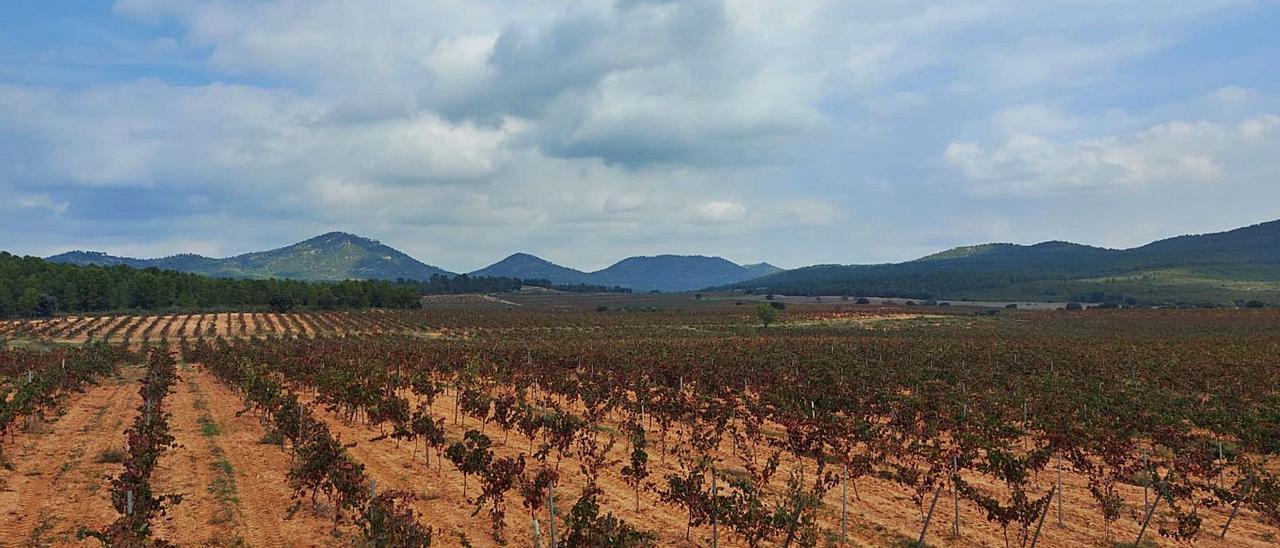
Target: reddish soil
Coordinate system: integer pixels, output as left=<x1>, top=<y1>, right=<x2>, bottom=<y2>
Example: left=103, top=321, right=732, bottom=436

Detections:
left=289, top=386, right=1278, bottom=548
left=0, top=368, right=141, bottom=545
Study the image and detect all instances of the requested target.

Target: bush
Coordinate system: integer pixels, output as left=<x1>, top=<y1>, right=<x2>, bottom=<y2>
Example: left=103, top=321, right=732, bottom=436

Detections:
left=1065, top=302, right=1084, bottom=311
left=855, top=297, right=870, bottom=305
left=755, top=304, right=779, bottom=327
left=1245, top=300, right=1266, bottom=308
left=1005, top=303, right=1018, bottom=309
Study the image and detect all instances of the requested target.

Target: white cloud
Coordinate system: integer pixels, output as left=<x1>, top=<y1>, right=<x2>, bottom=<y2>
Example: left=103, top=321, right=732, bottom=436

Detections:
left=11, top=193, right=70, bottom=215
left=945, top=115, right=1280, bottom=196
left=693, top=200, right=747, bottom=222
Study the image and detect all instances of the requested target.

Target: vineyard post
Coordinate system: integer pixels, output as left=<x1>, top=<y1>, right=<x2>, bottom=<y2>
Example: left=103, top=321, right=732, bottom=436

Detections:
left=1056, top=451, right=1063, bottom=527
left=1028, top=484, right=1056, bottom=548
left=841, top=464, right=848, bottom=546
left=1220, top=476, right=1252, bottom=539
left=532, top=513, right=542, bottom=548
left=126, top=490, right=134, bottom=516
left=1217, top=441, right=1224, bottom=488
left=916, top=483, right=944, bottom=548
left=1142, top=451, right=1149, bottom=511
left=368, top=479, right=377, bottom=521
left=711, top=468, right=718, bottom=548
left=952, top=455, right=960, bottom=537
left=547, top=482, right=557, bottom=547
left=1134, top=473, right=1162, bottom=546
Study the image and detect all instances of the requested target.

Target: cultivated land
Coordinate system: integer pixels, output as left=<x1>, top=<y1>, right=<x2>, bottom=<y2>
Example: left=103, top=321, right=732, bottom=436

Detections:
left=2, top=296, right=1278, bottom=546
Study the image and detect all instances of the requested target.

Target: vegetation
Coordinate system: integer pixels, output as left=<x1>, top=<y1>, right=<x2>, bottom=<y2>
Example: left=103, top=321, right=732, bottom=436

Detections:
left=174, top=305, right=1280, bottom=546
left=729, top=219, right=1280, bottom=306
left=0, top=252, right=422, bottom=318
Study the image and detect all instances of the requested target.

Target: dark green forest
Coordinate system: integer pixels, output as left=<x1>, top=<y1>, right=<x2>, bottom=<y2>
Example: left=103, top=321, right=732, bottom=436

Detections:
left=0, top=252, right=421, bottom=317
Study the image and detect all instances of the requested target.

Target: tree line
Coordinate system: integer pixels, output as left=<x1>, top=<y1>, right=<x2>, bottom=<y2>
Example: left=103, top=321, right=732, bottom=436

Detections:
left=0, top=253, right=634, bottom=318
left=0, top=252, right=421, bottom=318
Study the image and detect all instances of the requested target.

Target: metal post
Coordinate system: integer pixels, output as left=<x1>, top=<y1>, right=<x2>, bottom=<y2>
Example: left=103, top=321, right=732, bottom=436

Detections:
left=952, top=455, right=960, bottom=537
left=916, top=484, right=944, bottom=548
left=1221, top=477, right=1252, bottom=539
left=548, top=482, right=557, bottom=547
left=1056, top=451, right=1063, bottom=526
left=841, top=464, right=848, bottom=546
left=1028, top=485, right=1056, bottom=548
left=711, top=469, right=718, bottom=548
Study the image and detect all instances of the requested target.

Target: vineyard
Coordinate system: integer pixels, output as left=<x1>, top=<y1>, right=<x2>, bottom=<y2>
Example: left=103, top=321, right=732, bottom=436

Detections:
left=1, top=303, right=1278, bottom=546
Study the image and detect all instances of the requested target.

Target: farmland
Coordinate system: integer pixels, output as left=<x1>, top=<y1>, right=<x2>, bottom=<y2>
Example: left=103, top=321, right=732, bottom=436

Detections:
left=1, top=298, right=1278, bottom=546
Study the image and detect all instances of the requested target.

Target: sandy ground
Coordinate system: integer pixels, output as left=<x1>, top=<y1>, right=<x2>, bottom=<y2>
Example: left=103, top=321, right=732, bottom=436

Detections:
left=0, top=367, right=142, bottom=545
left=151, top=367, right=351, bottom=547
left=284, top=384, right=1278, bottom=548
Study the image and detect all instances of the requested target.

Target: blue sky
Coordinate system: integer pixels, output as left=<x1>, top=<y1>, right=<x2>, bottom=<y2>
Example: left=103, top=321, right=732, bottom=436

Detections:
left=2, top=0, right=1278, bottom=271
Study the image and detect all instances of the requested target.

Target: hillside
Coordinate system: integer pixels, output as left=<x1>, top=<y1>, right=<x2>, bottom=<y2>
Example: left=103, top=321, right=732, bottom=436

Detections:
left=729, top=220, right=1280, bottom=305
left=468, top=253, right=593, bottom=284
left=469, top=253, right=779, bottom=292
left=47, top=232, right=454, bottom=282
left=591, top=255, right=766, bottom=292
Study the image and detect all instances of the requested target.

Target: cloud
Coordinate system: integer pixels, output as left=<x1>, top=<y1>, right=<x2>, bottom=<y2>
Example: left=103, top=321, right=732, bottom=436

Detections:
left=945, top=115, right=1279, bottom=196
left=10, top=193, right=70, bottom=215
left=693, top=200, right=747, bottom=222
left=1, top=0, right=1275, bottom=269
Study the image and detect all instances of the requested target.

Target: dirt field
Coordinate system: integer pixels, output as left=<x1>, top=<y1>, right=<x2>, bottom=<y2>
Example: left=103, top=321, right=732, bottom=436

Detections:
left=2, top=304, right=1277, bottom=546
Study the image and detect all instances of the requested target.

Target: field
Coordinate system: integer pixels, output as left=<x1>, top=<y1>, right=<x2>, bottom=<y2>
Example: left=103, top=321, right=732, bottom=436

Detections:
left=1, top=296, right=1278, bottom=547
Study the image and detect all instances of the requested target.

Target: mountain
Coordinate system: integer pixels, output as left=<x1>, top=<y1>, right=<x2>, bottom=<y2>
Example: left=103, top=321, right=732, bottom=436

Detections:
left=47, top=232, right=454, bottom=282
left=592, top=255, right=762, bottom=292
left=471, top=253, right=780, bottom=291
left=45, top=251, right=151, bottom=269
left=729, top=220, right=1280, bottom=305
left=742, top=262, right=784, bottom=278
left=469, top=253, right=593, bottom=284
left=46, top=235, right=779, bottom=291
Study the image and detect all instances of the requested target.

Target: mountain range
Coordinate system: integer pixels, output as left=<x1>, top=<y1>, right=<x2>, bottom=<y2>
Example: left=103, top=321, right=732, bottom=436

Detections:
left=46, top=233, right=783, bottom=292
left=49, top=232, right=452, bottom=282
left=41, top=220, right=1280, bottom=303
left=730, top=220, right=1280, bottom=305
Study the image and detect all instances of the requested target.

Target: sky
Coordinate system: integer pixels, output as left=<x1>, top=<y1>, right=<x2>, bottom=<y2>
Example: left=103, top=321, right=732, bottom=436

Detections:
left=2, top=0, right=1278, bottom=272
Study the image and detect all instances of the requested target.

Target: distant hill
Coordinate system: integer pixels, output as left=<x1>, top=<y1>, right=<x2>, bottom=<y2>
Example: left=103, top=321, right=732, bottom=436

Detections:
left=47, top=232, right=454, bottom=282
left=592, top=255, right=765, bottom=292
left=728, top=220, right=1280, bottom=306
left=470, top=253, right=780, bottom=292
left=742, top=262, right=784, bottom=277
left=469, top=253, right=593, bottom=284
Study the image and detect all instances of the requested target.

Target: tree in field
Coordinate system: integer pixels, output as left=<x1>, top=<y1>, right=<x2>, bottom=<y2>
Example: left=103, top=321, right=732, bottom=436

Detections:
left=755, top=304, right=778, bottom=327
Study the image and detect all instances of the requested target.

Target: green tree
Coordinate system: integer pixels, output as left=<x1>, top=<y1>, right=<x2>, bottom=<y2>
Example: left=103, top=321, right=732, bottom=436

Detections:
left=755, top=303, right=778, bottom=327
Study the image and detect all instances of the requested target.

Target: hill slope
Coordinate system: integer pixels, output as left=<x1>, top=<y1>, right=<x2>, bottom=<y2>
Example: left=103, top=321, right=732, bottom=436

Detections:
left=730, top=220, right=1280, bottom=305
left=592, top=255, right=763, bottom=292
left=469, top=253, right=593, bottom=284
left=47, top=232, right=454, bottom=282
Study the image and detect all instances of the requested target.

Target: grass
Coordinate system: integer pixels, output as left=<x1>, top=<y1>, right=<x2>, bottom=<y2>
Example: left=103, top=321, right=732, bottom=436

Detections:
left=189, top=376, right=244, bottom=534
left=199, top=416, right=222, bottom=436
left=95, top=448, right=127, bottom=464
